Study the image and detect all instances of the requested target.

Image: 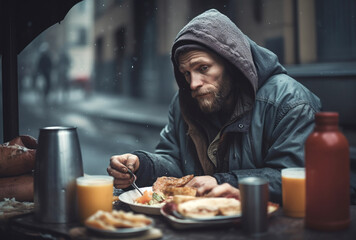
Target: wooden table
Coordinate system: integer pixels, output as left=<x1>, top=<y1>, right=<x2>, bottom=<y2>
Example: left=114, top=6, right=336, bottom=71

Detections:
left=3, top=202, right=356, bottom=240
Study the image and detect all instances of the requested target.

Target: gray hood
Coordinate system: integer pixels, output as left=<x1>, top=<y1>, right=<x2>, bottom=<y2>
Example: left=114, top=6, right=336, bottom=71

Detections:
left=171, top=9, right=287, bottom=108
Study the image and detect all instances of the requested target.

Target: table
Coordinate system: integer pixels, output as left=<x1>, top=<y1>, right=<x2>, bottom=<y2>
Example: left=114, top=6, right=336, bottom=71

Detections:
left=3, top=203, right=356, bottom=240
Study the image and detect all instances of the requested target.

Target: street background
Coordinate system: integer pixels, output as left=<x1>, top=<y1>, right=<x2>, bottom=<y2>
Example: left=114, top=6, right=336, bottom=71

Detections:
left=19, top=88, right=169, bottom=175
left=1, top=0, right=355, bottom=174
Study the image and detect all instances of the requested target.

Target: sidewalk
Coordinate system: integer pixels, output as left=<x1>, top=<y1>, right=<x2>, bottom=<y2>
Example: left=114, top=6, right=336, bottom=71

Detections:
left=20, top=89, right=170, bottom=129
left=63, top=92, right=170, bottom=129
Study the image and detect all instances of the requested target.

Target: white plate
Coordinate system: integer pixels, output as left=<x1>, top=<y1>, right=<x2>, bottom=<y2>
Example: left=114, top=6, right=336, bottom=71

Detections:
left=119, top=186, right=163, bottom=215
left=86, top=219, right=154, bottom=237
left=172, top=210, right=241, bottom=221
left=160, top=205, right=239, bottom=229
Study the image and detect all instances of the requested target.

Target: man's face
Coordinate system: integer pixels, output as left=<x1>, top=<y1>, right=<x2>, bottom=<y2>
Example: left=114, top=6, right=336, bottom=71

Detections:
left=178, top=49, right=233, bottom=113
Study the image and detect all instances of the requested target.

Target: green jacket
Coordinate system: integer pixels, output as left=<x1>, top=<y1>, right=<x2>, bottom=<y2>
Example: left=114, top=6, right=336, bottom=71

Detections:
left=134, top=9, right=321, bottom=203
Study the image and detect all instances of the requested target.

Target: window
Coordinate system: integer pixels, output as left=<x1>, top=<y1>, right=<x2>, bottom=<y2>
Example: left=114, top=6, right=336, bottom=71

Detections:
left=316, top=0, right=356, bottom=62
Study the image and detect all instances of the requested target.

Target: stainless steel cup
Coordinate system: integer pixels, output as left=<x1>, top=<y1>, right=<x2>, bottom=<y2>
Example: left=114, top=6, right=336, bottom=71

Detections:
left=34, top=126, right=84, bottom=223
left=239, top=177, right=269, bottom=236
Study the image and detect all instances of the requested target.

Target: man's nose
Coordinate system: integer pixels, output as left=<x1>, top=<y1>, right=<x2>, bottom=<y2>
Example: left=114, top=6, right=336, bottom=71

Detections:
left=190, top=73, right=203, bottom=90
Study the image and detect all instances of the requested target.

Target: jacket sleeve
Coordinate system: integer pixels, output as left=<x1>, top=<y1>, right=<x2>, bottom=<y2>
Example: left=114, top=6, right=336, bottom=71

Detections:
left=134, top=94, right=184, bottom=187
left=214, top=102, right=320, bottom=204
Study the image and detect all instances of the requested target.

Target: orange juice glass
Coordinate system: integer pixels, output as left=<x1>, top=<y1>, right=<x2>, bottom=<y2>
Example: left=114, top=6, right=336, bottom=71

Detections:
left=76, top=175, right=114, bottom=223
left=281, top=168, right=305, bottom=218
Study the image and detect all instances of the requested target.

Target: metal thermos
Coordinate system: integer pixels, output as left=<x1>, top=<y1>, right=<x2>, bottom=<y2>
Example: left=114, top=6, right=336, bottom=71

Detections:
left=239, top=177, right=269, bottom=236
left=34, top=126, right=84, bottom=223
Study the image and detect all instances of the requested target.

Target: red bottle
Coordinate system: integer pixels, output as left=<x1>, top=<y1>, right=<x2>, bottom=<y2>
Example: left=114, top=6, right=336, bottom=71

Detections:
left=305, top=112, right=350, bottom=230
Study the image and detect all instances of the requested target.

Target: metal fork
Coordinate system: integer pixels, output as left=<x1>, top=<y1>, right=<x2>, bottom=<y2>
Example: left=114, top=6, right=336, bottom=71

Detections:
left=126, top=168, right=143, bottom=196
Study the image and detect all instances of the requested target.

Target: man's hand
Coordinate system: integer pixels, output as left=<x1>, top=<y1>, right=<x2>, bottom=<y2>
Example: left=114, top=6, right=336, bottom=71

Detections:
left=107, top=154, right=140, bottom=189
left=205, top=183, right=240, bottom=199
left=185, top=175, right=218, bottom=196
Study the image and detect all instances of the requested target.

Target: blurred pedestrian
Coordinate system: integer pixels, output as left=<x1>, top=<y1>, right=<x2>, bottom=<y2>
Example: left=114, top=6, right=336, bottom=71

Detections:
left=57, top=50, right=71, bottom=101
left=36, top=42, right=53, bottom=102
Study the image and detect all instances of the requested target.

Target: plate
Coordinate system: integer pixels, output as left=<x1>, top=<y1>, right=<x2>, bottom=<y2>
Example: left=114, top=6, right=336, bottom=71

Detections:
left=160, top=204, right=239, bottom=229
left=119, top=186, right=163, bottom=215
left=171, top=210, right=241, bottom=221
left=160, top=201, right=279, bottom=229
left=86, top=219, right=154, bottom=237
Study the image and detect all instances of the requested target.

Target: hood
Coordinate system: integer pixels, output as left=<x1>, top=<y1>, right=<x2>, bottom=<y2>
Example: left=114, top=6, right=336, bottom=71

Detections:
left=171, top=9, right=286, bottom=105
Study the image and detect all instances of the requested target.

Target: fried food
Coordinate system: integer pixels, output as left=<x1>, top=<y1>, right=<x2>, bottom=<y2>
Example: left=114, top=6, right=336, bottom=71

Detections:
left=152, top=174, right=194, bottom=194
left=134, top=175, right=196, bottom=206
left=163, top=186, right=197, bottom=197
left=85, top=210, right=152, bottom=231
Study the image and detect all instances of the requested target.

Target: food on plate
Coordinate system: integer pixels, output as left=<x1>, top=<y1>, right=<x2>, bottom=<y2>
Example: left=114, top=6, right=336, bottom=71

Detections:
left=0, top=197, right=34, bottom=220
left=135, top=190, right=153, bottom=204
left=172, top=195, right=201, bottom=204
left=267, top=202, right=279, bottom=213
left=134, top=175, right=196, bottom=206
left=134, top=189, right=167, bottom=206
left=163, top=186, right=196, bottom=197
left=152, top=175, right=194, bottom=194
left=163, top=197, right=280, bottom=220
left=177, top=197, right=241, bottom=218
left=135, top=190, right=166, bottom=205
left=85, top=210, right=152, bottom=231
left=112, top=196, right=120, bottom=202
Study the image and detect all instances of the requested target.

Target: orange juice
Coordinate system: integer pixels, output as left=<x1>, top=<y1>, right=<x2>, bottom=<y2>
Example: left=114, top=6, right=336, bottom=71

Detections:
left=281, top=168, right=305, bottom=218
left=76, top=176, right=114, bottom=223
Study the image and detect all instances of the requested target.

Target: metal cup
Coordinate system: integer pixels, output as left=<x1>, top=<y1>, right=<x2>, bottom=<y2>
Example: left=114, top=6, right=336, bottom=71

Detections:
left=239, top=177, right=269, bottom=236
left=34, top=126, right=84, bottom=223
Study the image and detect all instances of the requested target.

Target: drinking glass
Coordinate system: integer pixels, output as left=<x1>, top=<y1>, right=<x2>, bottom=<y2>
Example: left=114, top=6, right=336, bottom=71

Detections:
left=282, top=168, right=306, bottom=218
left=76, top=175, right=114, bottom=223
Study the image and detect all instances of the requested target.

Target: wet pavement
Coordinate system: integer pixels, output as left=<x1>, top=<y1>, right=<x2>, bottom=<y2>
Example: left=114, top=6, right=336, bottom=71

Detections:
left=18, top=88, right=170, bottom=175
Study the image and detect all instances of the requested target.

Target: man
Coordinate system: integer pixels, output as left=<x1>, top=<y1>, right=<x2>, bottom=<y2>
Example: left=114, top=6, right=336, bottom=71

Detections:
left=107, top=9, right=321, bottom=203
left=36, top=42, right=53, bottom=102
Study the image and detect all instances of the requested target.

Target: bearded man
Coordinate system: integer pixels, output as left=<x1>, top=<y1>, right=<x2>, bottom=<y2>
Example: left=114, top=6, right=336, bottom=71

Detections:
left=107, top=9, right=321, bottom=203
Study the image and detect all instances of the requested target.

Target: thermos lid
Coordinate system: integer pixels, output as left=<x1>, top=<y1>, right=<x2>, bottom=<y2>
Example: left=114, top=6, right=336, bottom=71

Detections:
left=40, top=126, right=76, bottom=131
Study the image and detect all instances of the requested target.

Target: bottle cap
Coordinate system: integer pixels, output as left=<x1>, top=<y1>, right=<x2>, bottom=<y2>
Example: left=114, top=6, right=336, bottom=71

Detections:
left=315, top=112, right=338, bottom=125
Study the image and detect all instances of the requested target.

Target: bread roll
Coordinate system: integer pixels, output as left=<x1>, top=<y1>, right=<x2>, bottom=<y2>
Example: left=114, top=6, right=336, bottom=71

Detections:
left=177, top=198, right=241, bottom=218
left=0, top=174, right=33, bottom=202
left=172, top=195, right=198, bottom=204
left=0, top=135, right=37, bottom=177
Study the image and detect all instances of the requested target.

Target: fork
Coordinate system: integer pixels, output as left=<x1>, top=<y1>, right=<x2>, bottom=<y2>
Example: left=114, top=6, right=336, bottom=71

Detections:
left=126, top=168, right=143, bottom=196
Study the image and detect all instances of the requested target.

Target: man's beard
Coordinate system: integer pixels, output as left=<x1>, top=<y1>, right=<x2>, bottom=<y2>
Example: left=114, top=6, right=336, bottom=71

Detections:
left=194, top=81, right=232, bottom=113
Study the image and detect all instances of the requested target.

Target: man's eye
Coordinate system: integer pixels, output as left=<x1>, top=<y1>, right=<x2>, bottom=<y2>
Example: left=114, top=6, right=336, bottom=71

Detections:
left=200, top=66, right=208, bottom=72
left=184, top=71, right=190, bottom=77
